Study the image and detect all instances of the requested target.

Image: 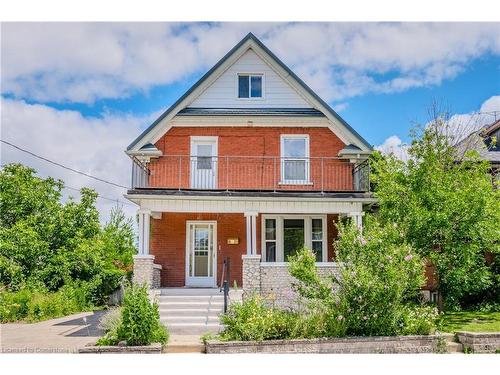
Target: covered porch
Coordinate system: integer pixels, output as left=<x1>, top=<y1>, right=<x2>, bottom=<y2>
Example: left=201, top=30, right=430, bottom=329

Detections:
left=127, top=190, right=374, bottom=293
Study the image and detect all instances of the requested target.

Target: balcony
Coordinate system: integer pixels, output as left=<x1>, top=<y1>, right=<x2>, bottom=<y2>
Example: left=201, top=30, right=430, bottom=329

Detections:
left=131, top=155, right=370, bottom=192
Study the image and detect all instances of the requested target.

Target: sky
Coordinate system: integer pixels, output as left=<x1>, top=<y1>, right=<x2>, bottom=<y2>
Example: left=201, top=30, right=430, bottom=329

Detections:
left=1, top=22, right=500, bottom=222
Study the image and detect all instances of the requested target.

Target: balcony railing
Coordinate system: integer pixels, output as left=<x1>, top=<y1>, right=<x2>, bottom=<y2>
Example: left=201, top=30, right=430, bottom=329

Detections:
left=131, top=155, right=370, bottom=192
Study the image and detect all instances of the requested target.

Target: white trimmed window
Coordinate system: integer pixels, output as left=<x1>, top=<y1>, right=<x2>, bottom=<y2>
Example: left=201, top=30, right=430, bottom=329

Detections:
left=264, top=218, right=277, bottom=262
left=238, top=74, right=263, bottom=98
left=280, top=135, right=310, bottom=184
left=262, top=215, right=327, bottom=263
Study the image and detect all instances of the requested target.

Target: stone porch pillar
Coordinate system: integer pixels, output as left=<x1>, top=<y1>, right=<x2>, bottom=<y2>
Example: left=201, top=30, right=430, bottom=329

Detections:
left=242, top=254, right=261, bottom=297
left=133, top=254, right=155, bottom=287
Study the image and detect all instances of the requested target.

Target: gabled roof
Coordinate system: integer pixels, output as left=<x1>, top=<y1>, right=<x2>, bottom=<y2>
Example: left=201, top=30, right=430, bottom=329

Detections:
left=127, top=32, right=373, bottom=153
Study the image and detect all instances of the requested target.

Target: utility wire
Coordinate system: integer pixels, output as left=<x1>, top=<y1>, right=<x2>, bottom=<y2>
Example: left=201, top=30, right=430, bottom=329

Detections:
left=1, top=139, right=129, bottom=189
left=63, top=185, right=135, bottom=207
left=1, top=163, right=135, bottom=207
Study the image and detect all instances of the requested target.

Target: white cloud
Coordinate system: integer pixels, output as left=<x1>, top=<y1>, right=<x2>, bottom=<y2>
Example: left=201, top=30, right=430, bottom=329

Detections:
left=0, top=98, right=154, bottom=222
left=1, top=22, right=499, bottom=104
left=332, top=102, right=349, bottom=112
left=480, top=95, right=500, bottom=113
left=376, top=95, right=500, bottom=159
left=375, top=135, right=409, bottom=161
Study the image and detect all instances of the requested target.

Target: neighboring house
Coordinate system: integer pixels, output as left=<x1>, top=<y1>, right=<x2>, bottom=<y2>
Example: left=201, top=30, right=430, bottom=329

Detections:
left=455, top=119, right=500, bottom=183
left=125, top=33, right=375, bottom=294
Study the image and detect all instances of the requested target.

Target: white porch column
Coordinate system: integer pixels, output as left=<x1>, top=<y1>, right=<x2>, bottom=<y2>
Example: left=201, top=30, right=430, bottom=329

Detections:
left=245, top=214, right=252, bottom=255
left=137, top=209, right=151, bottom=255
left=348, top=212, right=365, bottom=231
left=251, top=214, right=257, bottom=255
left=244, top=211, right=258, bottom=255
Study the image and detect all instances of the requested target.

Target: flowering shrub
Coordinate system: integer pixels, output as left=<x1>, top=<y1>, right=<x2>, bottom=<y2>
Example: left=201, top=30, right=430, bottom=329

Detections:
left=398, top=305, right=439, bottom=335
left=220, top=217, right=438, bottom=341
left=287, top=217, right=438, bottom=337
left=332, top=218, right=431, bottom=336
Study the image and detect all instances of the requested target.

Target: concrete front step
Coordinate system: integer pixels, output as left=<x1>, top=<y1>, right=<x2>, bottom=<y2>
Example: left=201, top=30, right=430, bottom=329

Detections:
left=160, top=308, right=222, bottom=316
left=160, top=288, right=223, bottom=296
left=165, top=334, right=206, bottom=353
left=159, top=295, right=224, bottom=301
left=163, top=322, right=222, bottom=335
left=164, top=344, right=205, bottom=353
left=159, top=303, right=223, bottom=309
left=446, top=342, right=464, bottom=353
left=157, top=288, right=225, bottom=335
left=160, top=315, right=219, bottom=324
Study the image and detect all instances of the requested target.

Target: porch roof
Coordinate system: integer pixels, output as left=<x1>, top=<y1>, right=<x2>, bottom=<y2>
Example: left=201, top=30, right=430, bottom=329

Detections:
left=125, top=188, right=376, bottom=214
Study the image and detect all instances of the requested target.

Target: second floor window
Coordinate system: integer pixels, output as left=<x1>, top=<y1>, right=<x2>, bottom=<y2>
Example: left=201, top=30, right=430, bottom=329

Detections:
left=281, top=135, right=310, bottom=184
left=238, top=74, right=263, bottom=98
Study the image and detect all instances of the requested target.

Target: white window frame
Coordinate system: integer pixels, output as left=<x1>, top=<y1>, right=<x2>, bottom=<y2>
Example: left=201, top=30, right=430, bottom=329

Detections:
left=236, top=73, right=265, bottom=100
left=263, top=218, right=278, bottom=262
left=280, top=134, right=311, bottom=185
left=261, top=214, right=327, bottom=263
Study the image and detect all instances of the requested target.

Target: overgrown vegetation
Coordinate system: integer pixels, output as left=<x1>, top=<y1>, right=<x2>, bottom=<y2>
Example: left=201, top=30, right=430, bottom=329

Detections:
left=0, top=164, right=136, bottom=322
left=219, top=221, right=439, bottom=342
left=96, top=284, right=169, bottom=347
left=371, top=108, right=500, bottom=310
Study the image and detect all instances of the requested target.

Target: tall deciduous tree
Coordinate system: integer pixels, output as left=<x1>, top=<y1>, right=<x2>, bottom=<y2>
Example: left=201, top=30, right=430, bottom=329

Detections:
left=372, top=108, right=500, bottom=309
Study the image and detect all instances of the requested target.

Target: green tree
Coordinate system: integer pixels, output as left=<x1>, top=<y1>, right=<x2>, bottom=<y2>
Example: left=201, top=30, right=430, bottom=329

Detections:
left=372, top=110, right=500, bottom=309
left=0, top=163, right=136, bottom=307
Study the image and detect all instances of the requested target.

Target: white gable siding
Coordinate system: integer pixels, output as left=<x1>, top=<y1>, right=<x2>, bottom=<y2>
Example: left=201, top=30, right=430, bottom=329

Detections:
left=189, top=49, right=311, bottom=108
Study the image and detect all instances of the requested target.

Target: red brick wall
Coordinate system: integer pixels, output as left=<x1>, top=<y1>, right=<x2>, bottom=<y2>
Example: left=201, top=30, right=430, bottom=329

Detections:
left=151, top=212, right=339, bottom=287
left=151, top=212, right=261, bottom=287
left=148, top=127, right=352, bottom=191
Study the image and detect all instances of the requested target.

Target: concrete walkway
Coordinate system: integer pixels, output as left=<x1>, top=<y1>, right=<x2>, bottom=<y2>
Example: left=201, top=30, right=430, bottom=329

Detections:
left=0, top=311, right=105, bottom=353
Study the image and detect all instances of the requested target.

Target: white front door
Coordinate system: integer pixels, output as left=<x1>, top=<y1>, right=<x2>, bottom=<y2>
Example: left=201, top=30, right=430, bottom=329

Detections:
left=190, top=137, right=217, bottom=189
left=186, top=221, right=217, bottom=287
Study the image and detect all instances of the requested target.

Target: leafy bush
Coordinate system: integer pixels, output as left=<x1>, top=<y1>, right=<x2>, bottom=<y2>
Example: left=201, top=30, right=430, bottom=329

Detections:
left=398, top=305, right=439, bottom=335
left=290, top=306, right=347, bottom=339
left=0, top=283, right=94, bottom=322
left=219, top=294, right=346, bottom=341
left=220, top=294, right=296, bottom=341
left=97, top=284, right=169, bottom=346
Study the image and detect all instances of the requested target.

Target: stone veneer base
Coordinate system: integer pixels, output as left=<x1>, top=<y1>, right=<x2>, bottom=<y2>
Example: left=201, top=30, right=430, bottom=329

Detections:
left=206, top=334, right=451, bottom=354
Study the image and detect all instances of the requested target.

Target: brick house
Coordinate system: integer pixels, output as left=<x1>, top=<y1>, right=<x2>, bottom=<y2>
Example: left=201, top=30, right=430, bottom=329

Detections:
left=125, top=33, right=375, bottom=295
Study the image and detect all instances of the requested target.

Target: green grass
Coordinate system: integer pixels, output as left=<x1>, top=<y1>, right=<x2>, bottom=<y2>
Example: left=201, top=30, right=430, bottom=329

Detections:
left=440, top=311, right=500, bottom=333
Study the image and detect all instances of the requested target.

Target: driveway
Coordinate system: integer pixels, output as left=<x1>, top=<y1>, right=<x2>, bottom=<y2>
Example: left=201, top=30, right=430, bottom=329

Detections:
left=0, top=311, right=105, bottom=353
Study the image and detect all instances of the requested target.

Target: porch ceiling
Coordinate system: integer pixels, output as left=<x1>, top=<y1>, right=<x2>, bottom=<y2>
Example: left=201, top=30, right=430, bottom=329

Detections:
left=125, top=189, right=375, bottom=214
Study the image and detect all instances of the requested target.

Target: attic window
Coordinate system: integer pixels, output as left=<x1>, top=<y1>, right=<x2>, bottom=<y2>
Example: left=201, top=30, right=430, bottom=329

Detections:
left=238, top=74, right=262, bottom=98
